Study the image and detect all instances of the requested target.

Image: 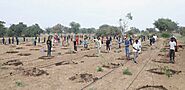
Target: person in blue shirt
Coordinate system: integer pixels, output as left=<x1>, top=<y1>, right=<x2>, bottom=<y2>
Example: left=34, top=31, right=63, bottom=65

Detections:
left=124, top=37, right=130, bottom=60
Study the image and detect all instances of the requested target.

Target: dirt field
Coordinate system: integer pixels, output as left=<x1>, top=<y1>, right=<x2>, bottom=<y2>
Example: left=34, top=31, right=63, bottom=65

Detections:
left=0, top=38, right=185, bottom=90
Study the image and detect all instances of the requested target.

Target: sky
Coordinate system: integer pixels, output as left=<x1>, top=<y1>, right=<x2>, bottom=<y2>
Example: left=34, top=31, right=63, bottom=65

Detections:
left=0, top=0, right=185, bottom=30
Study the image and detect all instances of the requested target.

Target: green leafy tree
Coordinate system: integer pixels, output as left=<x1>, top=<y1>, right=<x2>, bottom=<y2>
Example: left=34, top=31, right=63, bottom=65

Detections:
left=23, top=24, right=43, bottom=37
left=96, top=24, right=120, bottom=36
left=0, top=21, right=6, bottom=37
left=126, top=27, right=140, bottom=35
left=153, top=18, right=178, bottom=32
left=69, top=21, right=80, bottom=34
left=146, top=28, right=157, bottom=33
left=9, top=22, right=27, bottom=37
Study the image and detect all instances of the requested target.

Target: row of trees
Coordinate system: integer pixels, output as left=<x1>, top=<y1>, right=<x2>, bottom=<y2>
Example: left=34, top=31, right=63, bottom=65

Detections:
left=0, top=18, right=184, bottom=37
left=0, top=22, right=43, bottom=37
left=45, top=22, right=96, bottom=34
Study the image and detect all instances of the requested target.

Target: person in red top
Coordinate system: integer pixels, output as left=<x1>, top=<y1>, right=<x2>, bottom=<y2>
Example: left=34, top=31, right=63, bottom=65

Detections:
left=76, top=35, right=79, bottom=45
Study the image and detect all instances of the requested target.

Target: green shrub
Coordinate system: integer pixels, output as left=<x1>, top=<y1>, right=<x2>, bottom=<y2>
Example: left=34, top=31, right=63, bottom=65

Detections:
left=96, top=66, right=103, bottom=72
left=161, top=32, right=171, bottom=38
left=123, top=68, right=132, bottom=75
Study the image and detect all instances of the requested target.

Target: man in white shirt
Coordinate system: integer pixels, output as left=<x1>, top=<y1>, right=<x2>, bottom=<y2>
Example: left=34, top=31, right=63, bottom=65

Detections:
left=169, top=38, right=176, bottom=63
left=94, top=37, right=101, bottom=55
left=133, top=40, right=140, bottom=63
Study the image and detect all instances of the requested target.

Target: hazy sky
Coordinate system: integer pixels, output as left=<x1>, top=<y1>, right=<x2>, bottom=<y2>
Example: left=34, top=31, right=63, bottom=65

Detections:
left=1, top=0, right=185, bottom=30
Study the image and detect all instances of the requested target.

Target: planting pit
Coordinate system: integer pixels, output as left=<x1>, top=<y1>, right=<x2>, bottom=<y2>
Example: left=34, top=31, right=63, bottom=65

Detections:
left=114, top=49, right=122, bottom=53
left=6, top=51, right=19, bottom=54
left=61, top=47, right=70, bottom=50
left=16, top=47, right=24, bottom=49
left=84, top=54, right=99, bottom=57
left=81, top=48, right=90, bottom=51
left=147, top=68, right=181, bottom=76
left=9, top=45, right=16, bottom=48
left=44, top=50, right=55, bottom=52
left=30, top=48, right=40, bottom=51
left=22, top=67, right=49, bottom=77
left=152, top=59, right=170, bottom=64
left=25, top=44, right=32, bottom=46
left=136, top=85, right=168, bottom=90
left=65, top=50, right=76, bottom=54
left=3, top=59, right=23, bottom=66
left=102, top=62, right=121, bottom=69
left=116, top=56, right=126, bottom=60
left=69, top=73, right=98, bottom=83
left=38, top=56, right=54, bottom=60
left=18, top=53, right=31, bottom=56
left=142, top=47, right=148, bottom=51
left=55, top=61, right=78, bottom=66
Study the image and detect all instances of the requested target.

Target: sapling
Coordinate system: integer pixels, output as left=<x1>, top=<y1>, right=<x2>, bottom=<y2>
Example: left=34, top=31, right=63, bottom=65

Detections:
left=123, top=68, right=132, bottom=75
left=15, top=81, right=25, bottom=87
left=96, top=66, right=103, bottom=72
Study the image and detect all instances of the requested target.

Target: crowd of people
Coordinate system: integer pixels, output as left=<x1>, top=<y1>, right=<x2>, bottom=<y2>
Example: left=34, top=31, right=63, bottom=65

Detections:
left=0, top=33, right=178, bottom=64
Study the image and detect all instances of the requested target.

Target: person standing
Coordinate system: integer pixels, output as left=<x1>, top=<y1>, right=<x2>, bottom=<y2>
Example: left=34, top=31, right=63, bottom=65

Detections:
left=94, top=37, right=102, bottom=55
left=47, top=36, right=52, bottom=57
left=23, top=36, right=25, bottom=42
left=43, top=37, right=46, bottom=43
left=169, top=38, right=176, bottom=63
left=106, top=37, right=111, bottom=52
left=124, top=37, right=130, bottom=60
left=38, top=37, right=40, bottom=43
left=34, top=37, right=37, bottom=46
left=8, top=37, right=11, bottom=44
left=2, top=37, right=5, bottom=44
left=16, top=37, right=19, bottom=45
left=12, top=37, right=14, bottom=44
left=133, top=40, right=140, bottom=63
left=83, top=38, right=88, bottom=49
left=73, top=33, right=77, bottom=51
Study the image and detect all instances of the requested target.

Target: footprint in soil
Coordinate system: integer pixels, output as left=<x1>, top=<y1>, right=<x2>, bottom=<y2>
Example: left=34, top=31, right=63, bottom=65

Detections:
left=2, top=59, right=23, bottom=66
left=69, top=73, right=98, bottom=83
left=136, top=85, right=168, bottom=90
